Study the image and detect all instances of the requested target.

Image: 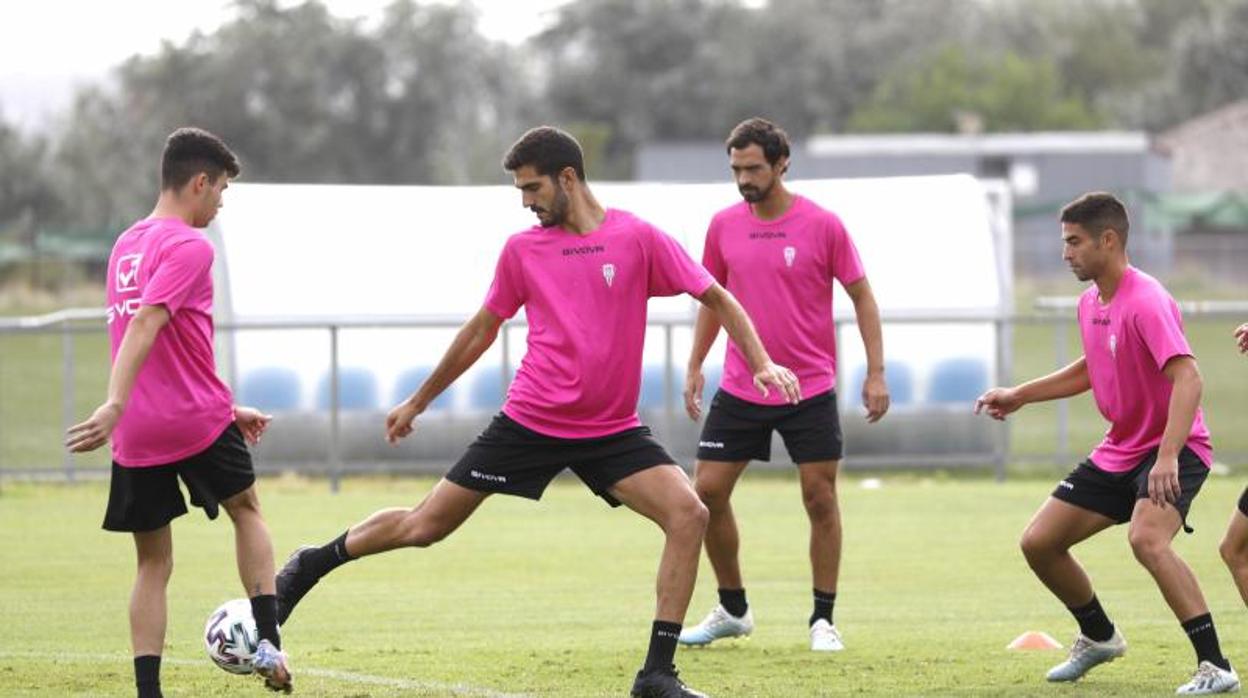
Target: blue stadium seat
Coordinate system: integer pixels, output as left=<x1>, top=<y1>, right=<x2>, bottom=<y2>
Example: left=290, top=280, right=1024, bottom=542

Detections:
left=470, top=369, right=508, bottom=410
left=392, top=367, right=451, bottom=412
left=638, top=366, right=667, bottom=409
left=848, top=361, right=915, bottom=406
left=316, top=367, right=380, bottom=410
left=927, top=357, right=989, bottom=404
left=239, top=367, right=302, bottom=411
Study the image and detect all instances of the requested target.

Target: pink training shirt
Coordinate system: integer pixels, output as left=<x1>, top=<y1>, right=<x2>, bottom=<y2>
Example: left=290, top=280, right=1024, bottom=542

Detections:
left=105, top=218, right=235, bottom=467
left=1079, top=266, right=1213, bottom=472
left=484, top=209, right=715, bottom=438
left=703, top=195, right=865, bottom=405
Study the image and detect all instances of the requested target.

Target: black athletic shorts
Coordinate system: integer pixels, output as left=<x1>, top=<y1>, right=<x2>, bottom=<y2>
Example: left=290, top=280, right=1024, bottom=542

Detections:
left=695, top=388, right=843, bottom=464
left=103, top=424, right=256, bottom=533
left=1238, top=486, right=1248, bottom=517
left=1051, top=446, right=1208, bottom=532
left=446, top=413, right=676, bottom=507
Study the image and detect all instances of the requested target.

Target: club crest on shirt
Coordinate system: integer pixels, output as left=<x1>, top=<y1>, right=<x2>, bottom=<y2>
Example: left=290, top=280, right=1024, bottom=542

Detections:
left=783, top=246, right=796, bottom=268
left=602, top=263, right=616, bottom=287
left=116, top=253, right=143, bottom=292
left=1109, top=333, right=1117, bottom=358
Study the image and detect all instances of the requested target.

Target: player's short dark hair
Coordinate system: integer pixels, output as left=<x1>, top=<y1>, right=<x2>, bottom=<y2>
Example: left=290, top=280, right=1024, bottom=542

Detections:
left=1061, top=192, right=1130, bottom=247
left=161, top=127, right=240, bottom=191
left=502, top=126, right=586, bottom=181
left=725, top=117, right=791, bottom=166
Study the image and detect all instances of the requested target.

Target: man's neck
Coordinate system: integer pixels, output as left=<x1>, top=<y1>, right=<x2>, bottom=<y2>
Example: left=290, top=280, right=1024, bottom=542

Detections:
left=750, top=185, right=794, bottom=221
left=149, top=193, right=196, bottom=227
left=1094, top=258, right=1130, bottom=303
left=562, top=189, right=607, bottom=235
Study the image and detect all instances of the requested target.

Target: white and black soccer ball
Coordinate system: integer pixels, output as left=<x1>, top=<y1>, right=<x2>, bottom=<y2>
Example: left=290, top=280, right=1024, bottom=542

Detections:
left=204, top=598, right=259, bottom=674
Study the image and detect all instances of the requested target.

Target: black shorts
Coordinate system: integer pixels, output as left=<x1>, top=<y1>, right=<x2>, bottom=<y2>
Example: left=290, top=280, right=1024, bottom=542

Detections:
left=1051, top=446, right=1208, bottom=530
left=1238, top=486, right=1248, bottom=517
left=695, top=389, right=843, bottom=464
left=446, top=413, right=676, bottom=507
left=103, top=424, right=256, bottom=533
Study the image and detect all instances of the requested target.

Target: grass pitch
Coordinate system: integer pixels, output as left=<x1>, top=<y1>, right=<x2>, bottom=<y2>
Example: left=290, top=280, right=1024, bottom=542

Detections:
left=2, top=474, right=1247, bottom=696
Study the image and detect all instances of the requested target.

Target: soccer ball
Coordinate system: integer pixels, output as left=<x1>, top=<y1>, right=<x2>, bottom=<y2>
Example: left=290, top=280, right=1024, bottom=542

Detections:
left=204, top=598, right=259, bottom=674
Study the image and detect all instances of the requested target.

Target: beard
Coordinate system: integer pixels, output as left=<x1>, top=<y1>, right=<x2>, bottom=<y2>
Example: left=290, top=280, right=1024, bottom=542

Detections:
left=738, top=180, right=773, bottom=203
left=534, top=184, right=570, bottom=228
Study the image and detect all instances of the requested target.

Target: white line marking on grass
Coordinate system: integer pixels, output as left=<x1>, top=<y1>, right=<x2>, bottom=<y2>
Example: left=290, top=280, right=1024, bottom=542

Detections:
left=0, top=651, right=531, bottom=697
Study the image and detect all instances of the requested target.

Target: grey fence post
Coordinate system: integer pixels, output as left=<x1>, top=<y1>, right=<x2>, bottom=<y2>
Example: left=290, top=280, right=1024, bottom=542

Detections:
left=328, top=325, right=340, bottom=494
left=62, top=318, right=76, bottom=482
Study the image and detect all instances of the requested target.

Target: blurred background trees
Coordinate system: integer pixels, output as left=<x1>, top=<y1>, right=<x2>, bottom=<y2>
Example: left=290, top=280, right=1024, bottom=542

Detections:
left=2, top=0, right=1246, bottom=289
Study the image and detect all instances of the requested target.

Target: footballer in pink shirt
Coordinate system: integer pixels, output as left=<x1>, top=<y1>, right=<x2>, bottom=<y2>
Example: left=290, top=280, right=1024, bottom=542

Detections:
left=274, top=126, right=800, bottom=698
left=975, top=192, right=1237, bottom=693
left=678, top=118, right=889, bottom=653
left=1217, top=323, right=1248, bottom=619
left=65, top=128, right=291, bottom=695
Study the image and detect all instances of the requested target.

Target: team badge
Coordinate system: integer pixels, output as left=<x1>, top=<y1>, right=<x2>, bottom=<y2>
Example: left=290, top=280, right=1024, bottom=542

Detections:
left=783, top=246, right=796, bottom=268
left=602, top=263, right=616, bottom=287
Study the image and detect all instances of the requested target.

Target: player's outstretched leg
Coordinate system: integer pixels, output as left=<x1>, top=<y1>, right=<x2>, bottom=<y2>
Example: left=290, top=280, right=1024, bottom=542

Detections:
left=610, top=465, right=710, bottom=697
left=276, top=479, right=487, bottom=624
left=221, top=485, right=291, bottom=692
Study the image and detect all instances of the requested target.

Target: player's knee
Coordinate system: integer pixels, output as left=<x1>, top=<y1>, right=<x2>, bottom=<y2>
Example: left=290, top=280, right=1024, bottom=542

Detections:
left=137, top=553, right=173, bottom=582
left=400, top=512, right=451, bottom=548
left=801, top=486, right=838, bottom=522
left=694, top=479, right=731, bottom=511
left=1019, top=527, right=1056, bottom=564
left=667, top=496, right=709, bottom=538
left=1127, top=529, right=1169, bottom=567
left=1220, top=535, right=1247, bottom=567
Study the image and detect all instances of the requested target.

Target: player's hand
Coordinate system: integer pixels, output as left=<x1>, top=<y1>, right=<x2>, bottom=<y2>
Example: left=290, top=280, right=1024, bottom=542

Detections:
left=1147, top=455, right=1181, bottom=508
left=862, top=372, right=890, bottom=423
left=1235, top=323, right=1248, bottom=354
left=385, top=400, right=422, bottom=445
left=683, top=366, right=706, bottom=421
left=753, top=362, right=801, bottom=404
left=65, top=402, right=124, bottom=452
left=973, top=387, right=1023, bottom=420
left=233, top=406, right=273, bottom=445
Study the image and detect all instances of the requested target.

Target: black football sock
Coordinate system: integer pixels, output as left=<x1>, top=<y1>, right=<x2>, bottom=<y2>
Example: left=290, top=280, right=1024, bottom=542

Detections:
left=250, top=594, right=281, bottom=649
left=134, top=655, right=162, bottom=698
left=642, top=620, right=682, bottom=674
left=304, top=530, right=355, bottom=578
left=718, top=588, right=749, bottom=618
left=810, top=588, right=836, bottom=627
left=1068, top=595, right=1115, bottom=643
left=1183, top=613, right=1231, bottom=671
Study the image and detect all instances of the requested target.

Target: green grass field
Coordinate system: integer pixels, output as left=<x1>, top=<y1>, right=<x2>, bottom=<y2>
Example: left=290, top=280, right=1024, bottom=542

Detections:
left=3, top=474, right=1248, bottom=696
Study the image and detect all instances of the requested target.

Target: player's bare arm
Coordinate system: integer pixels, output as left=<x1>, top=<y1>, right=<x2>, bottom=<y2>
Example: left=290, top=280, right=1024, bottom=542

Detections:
left=844, top=277, right=889, bottom=423
left=386, top=306, right=504, bottom=444
left=1235, top=322, right=1248, bottom=354
left=1147, top=355, right=1203, bottom=507
left=683, top=305, right=723, bottom=420
left=232, top=406, right=273, bottom=445
left=695, top=281, right=800, bottom=404
left=974, top=356, right=1091, bottom=421
left=65, top=303, right=171, bottom=452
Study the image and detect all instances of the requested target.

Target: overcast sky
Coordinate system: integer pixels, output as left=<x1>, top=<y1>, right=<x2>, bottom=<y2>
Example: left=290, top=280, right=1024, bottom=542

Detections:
left=0, top=0, right=571, bottom=132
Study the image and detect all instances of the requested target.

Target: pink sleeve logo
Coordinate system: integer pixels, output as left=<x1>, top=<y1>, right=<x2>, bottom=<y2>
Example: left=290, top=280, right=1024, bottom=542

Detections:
left=116, top=254, right=143, bottom=292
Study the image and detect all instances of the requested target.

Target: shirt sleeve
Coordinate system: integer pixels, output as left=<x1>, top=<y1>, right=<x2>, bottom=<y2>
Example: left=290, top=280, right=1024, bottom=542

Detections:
left=483, top=238, right=525, bottom=319
left=141, top=238, right=214, bottom=316
left=1132, top=295, right=1194, bottom=371
left=647, top=224, right=715, bottom=298
left=701, top=218, right=728, bottom=286
left=827, top=212, right=865, bottom=287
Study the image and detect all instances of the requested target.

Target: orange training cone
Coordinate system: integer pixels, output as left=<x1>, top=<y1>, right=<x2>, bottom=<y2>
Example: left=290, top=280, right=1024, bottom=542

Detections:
left=1007, top=631, right=1063, bottom=650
